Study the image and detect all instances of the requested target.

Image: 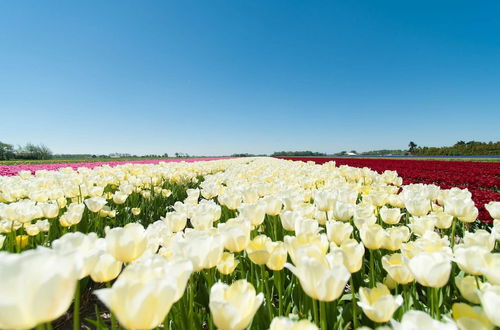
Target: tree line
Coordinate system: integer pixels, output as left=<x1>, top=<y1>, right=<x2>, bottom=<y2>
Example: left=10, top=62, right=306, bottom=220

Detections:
left=410, top=141, right=500, bottom=156
left=0, top=141, right=53, bottom=160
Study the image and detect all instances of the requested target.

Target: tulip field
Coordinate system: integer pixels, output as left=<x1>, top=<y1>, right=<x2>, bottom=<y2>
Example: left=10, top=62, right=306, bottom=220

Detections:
left=1, top=157, right=500, bottom=330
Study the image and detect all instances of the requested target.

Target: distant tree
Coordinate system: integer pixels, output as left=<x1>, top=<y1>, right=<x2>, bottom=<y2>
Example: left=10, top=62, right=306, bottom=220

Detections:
left=0, top=141, right=15, bottom=160
left=408, top=141, right=417, bottom=153
left=162, top=153, right=169, bottom=158
left=16, top=143, right=53, bottom=160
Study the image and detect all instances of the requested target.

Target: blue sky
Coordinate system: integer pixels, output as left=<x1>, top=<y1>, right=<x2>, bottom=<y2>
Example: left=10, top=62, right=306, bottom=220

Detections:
left=1, top=1, right=499, bottom=156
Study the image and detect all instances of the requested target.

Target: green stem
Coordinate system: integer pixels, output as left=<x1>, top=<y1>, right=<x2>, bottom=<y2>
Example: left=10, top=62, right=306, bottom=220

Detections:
left=73, top=280, right=80, bottom=330
left=312, top=298, right=319, bottom=325
left=106, top=282, right=118, bottom=330
left=450, top=218, right=457, bottom=249
left=434, top=288, right=441, bottom=320
left=320, top=301, right=327, bottom=330
left=427, top=286, right=436, bottom=319
left=350, top=275, right=358, bottom=329
left=369, top=249, right=375, bottom=287
left=274, top=270, right=283, bottom=315
left=261, top=265, right=273, bottom=320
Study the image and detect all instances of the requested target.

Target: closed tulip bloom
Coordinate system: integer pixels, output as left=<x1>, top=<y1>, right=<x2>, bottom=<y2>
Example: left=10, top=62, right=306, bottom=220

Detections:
left=267, top=241, right=288, bottom=271
left=485, top=202, right=500, bottom=220
left=391, top=310, right=458, bottom=330
left=190, top=212, right=215, bottom=230
left=238, top=202, right=266, bottom=226
left=326, top=220, right=353, bottom=245
left=285, top=248, right=350, bottom=302
left=454, top=246, right=490, bottom=276
left=105, top=223, right=148, bottom=263
left=172, top=229, right=225, bottom=271
left=430, top=211, right=454, bottom=229
left=219, top=219, right=251, bottom=252
left=295, top=218, right=320, bottom=236
left=217, top=252, right=239, bottom=275
left=0, top=235, right=5, bottom=249
left=383, top=275, right=398, bottom=290
left=246, top=235, right=273, bottom=265
left=353, top=214, right=378, bottom=229
left=52, top=232, right=101, bottom=279
left=405, top=198, right=431, bottom=217
left=25, top=224, right=40, bottom=236
left=209, top=280, right=264, bottom=330
left=339, top=238, right=365, bottom=273
left=270, top=316, right=318, bottom=330
left=463, top=230, right=495, bottom=251
left=263, top=196, right=283, bottom=216
left=358, top=283, right=403, bottom=323
left=15, top=235, right=28, bottom=249
left=380, top=206, right=403, bottom=225
left=383, top=226, right=411, bottom=251
left=280, top=210, right=301, bottom=231
left=90, top=252, right=122, bottom=283
left=354, top=203, right=375, bottom=222
left=161, top=211, right=187, bottom=232
left=408, top=252, right=451, bottom=288
left=479, top=285, right=500, bottom=327
left=445, top=197, right=478, bottom=223
left=284, top=233, right=329, bottom=265
left=0, top=248, right=78, bottom=329
left=39, top=202, right=59, bottom=218
left=360, top=224, right=387, bottom=250
left=85, top=197, right=107, bottom=213
left=331, top=200, right=355, bottom=221
left=481, top=253, right=500, bottom=285
left=112, top=191, right=128, bottom=204
left=382, top=253, right=414, bottom=285
left=314, top=190, right=335, bottom=212
left=456, top=276, right=484, bottom=304
left=95, top=257, right=193, bottom=330
left=452, top=303, right=493, bottom=330
left=408, top=215, right=437, bottom=237
left=218, top=192, right=243, bottom=210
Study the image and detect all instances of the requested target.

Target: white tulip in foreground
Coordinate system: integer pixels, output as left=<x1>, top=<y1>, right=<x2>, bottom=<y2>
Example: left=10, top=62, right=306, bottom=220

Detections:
left=209, top=279, right=264, bottom=330
left=479, top=284, right=500, bottom=327
left=285, top=246, right=350, bottom=302
left=95, top=256, right=193, bottom=329
left=0, top=248, right=79, bottom=330
left=391, top=310, right=458, bottom=330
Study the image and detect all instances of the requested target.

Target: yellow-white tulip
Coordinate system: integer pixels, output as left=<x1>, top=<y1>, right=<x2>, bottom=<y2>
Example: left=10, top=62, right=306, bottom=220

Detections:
left=382, top=253, right=414, bottom=285
left=105, top=223, right=147, bottom=263
left=209, top=280, right=264, bottom=330
left=0, top=248, right=78, bottom=329
left=358, top=283, right=403, bottom=323
left=452, top=303, right=493, bottom=330
left=408, top=252, right=451, bottom=288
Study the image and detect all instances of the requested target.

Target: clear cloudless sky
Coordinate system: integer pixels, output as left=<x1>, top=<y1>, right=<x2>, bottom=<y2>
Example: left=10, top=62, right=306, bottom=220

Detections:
left=1, top=1, right=499, bottom=156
